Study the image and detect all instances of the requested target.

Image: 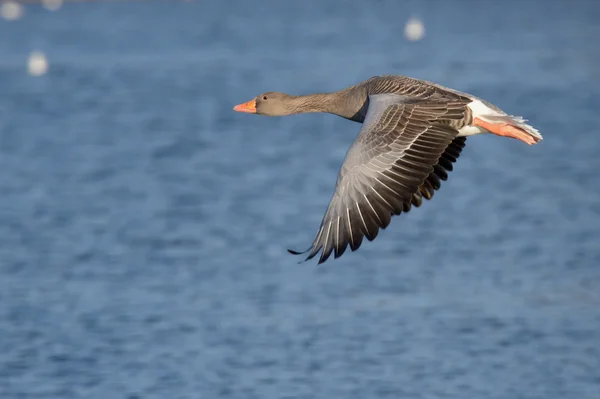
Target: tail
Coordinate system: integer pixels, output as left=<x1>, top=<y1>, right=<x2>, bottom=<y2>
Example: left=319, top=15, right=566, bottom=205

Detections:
left=485, top=114, right=543, bottom=142
left=467, top=99, right=543, bottom=145
left=473, top=114, right=543, bottom=145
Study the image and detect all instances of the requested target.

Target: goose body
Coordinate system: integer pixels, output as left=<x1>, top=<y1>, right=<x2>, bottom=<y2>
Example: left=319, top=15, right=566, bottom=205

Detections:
left=234, top=75, right=542, bottom=264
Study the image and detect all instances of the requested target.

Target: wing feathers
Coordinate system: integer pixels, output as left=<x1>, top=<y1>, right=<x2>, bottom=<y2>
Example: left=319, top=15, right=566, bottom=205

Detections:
left=293, top=95, right=470, bottom=264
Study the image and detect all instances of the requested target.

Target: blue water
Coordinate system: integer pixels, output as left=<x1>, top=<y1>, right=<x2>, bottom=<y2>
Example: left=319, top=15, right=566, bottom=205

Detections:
left=1, top=1, right=599, bottom=398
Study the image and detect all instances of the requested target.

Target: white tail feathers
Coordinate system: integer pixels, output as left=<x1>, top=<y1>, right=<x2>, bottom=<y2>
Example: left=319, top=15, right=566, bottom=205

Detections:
left=481, top=114, right=544, bottom=142
left=466, top=99, right=543, bottom=143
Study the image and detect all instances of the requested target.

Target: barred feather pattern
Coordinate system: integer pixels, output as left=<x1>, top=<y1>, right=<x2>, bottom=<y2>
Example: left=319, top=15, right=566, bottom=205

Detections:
left=293, top=94, right=470, bottom=264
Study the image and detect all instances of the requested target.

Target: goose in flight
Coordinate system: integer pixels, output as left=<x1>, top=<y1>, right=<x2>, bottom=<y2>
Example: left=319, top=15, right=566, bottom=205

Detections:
left=233, top=75, right=543, bottom=264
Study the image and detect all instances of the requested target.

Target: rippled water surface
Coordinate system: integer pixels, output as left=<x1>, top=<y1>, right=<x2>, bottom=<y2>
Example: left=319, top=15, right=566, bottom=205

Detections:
left=1, top=1, right=599, bottom=398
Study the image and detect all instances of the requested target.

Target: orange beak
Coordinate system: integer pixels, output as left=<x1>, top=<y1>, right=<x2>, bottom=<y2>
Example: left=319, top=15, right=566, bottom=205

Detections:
left=233, top=99, right=257, bottom=114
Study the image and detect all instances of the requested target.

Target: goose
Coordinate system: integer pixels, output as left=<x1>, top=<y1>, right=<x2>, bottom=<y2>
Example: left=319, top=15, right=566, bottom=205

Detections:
left=233, top=75, right=543, bottom=264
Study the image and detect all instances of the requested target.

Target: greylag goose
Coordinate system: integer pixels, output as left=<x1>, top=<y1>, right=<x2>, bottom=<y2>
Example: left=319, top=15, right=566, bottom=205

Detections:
left=234, top=75, right=543, bottom=264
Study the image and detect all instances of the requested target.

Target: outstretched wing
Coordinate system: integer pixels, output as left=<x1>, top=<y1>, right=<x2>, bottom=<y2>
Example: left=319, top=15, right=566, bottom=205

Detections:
left=291, top=93, right=468, bottom=264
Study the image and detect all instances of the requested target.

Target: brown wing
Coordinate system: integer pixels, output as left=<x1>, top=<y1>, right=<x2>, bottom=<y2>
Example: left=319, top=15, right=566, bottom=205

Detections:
left=289, top=94, right=468, bottom=264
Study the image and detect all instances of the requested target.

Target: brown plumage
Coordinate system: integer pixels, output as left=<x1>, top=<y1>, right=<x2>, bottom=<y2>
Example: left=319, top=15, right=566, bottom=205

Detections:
left=234, top=75, right=542, bottom=264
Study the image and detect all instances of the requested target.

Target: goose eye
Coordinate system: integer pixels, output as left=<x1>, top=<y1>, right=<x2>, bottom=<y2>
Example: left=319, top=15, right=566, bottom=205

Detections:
left=262, top=96, right=268, bottom=100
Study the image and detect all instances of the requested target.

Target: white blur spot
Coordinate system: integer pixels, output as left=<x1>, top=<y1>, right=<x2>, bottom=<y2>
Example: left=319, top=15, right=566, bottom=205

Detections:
left=404, top=17, right=425, bottom=41
left=1, top=1, right=24, bottom=21
left=42, top=0, right=63, bottom=11
left=28, top=51, right=49, bottom=76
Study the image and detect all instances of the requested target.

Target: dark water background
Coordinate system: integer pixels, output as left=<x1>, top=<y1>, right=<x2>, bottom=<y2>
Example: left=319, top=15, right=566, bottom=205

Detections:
left=1, top=1, right=599, bottom=398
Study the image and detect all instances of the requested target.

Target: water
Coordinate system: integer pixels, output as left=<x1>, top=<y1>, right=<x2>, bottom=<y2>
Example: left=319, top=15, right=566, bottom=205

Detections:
left=1, top=1, right=599, bottom=398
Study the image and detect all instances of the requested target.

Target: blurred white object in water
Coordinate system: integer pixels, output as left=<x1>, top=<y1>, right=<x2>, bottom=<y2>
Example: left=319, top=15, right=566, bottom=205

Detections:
left=28, top=51, right=49, bottom=76
left=404, top=17, right=425, bottom=41
left=42, top=0, right=63, bottom=11
left=1, top=1, right=23, bottom=21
